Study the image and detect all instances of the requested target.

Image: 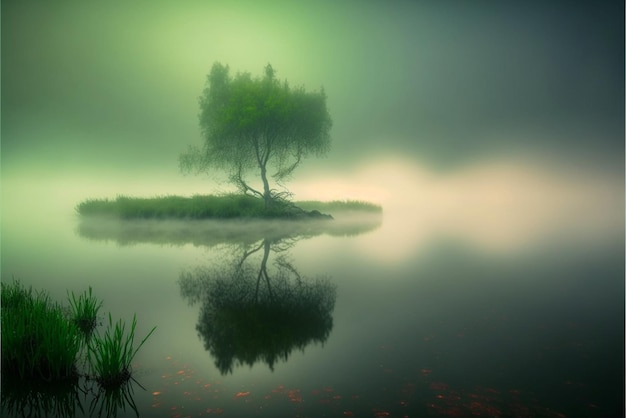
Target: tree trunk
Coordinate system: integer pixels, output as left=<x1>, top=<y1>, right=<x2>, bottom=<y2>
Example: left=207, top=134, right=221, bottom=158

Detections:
left=260, top=164, right=272, bottom=210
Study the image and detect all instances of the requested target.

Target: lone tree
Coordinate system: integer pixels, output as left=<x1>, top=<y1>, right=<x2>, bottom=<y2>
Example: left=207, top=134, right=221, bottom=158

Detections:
left=180, top=62, right=332, bottom=209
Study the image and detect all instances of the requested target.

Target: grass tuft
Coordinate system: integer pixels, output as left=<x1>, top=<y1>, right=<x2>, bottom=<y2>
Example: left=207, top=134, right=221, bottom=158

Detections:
left=2, top=279, right=156, bottom=393
left=88, top=313, right=156, bottom=389
left=68, top=286, right=103, bottom=336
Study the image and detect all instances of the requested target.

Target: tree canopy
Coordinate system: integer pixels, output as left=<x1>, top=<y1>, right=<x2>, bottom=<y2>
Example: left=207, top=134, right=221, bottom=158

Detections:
left=180, top=62, right=332, bottom=208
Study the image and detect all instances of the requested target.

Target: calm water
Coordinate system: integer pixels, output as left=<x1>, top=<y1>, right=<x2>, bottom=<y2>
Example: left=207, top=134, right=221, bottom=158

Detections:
left=1, top=181, right=623, bottom=417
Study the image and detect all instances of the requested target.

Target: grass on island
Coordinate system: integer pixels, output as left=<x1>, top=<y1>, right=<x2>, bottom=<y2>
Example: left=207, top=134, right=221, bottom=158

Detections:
left=76, top=194, right=382, bottom=220
left=295, top=199, right=382, bottom=214
left=1, top=280, right=156, bottom=390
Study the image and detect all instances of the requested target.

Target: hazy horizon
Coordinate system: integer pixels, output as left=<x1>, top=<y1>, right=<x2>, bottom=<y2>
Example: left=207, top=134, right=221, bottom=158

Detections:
left=2, top=1, right=624, bottom=252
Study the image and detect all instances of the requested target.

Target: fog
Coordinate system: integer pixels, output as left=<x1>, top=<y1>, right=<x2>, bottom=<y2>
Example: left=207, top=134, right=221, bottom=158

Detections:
left=2, top=1, right=624, bottom=254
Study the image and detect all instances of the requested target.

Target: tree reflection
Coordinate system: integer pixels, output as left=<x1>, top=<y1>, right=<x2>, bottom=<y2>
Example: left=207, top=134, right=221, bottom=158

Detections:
left=179, top=237, right=336, bottom=374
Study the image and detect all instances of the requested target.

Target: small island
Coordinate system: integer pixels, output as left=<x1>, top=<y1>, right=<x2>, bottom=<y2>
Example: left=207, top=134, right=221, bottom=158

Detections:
left=76, top=194, right=382, bottom=220
left=77, top=63, right=381, bottom=221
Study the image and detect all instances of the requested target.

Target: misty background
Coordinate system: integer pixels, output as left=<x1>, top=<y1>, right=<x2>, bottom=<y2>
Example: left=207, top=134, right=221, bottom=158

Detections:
left=2, top=0, right=624, bottom=254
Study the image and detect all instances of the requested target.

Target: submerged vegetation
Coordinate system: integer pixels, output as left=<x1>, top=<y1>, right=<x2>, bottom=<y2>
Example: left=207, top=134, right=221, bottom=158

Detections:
left=76, top=194, right=381, bottom=220
left=1, top=280, right=156, bottom=393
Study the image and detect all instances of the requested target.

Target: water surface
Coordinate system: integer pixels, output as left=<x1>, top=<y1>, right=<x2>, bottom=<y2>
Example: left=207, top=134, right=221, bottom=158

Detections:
left=1, top=173, right=623, bottom=417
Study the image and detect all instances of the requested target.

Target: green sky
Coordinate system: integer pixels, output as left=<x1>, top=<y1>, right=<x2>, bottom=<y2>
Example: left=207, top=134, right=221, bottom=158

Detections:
left=2, top=0, right=624, bottom=180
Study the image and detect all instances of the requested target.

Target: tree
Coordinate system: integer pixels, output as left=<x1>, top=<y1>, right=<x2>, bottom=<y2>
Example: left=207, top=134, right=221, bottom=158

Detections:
left=180, top=62, right=332, bottom=209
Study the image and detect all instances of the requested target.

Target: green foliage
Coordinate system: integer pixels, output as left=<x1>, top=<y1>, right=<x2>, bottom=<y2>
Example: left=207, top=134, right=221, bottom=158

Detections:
left=180, top=62, right=332, bottom=207
left=2, top=279, right=155, bottom=395
left=68, top=286, right=103, bottom=336
left=87, top=313, right=156, bottom=389
left=1, top=281, right=81, bottom=382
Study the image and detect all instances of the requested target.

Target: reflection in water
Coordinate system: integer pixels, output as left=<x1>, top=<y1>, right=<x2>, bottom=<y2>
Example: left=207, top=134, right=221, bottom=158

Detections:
left=0, top=374, right=141, bottom=418
left=75, top=214, right=380, bottom=377
left=87, top=378, right=141, bottom=418
left=76, top=215, right=382, bottom=247
left=0, top=378, right=84, bottom=418
left=180, top=237, right=336, bottom=374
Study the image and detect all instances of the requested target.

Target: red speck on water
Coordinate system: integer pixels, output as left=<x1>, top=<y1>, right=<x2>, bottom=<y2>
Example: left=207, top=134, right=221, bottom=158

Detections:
left=343, top=411, right=354, bottom=417
left=430, top=382, right=448, bottom=390
left=235, top=391, right=251, bottom=398
left=288, top=389, right=302, bottom=403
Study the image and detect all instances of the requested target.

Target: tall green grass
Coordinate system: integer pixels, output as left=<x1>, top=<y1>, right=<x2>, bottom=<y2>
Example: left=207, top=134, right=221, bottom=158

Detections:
left=88, top=313, right=157, bottom=389
left=68, top=286, right=103, bottom=336
left=2, top=280, right=156, bottom=392
left=1, top=281, right=81, bottom=382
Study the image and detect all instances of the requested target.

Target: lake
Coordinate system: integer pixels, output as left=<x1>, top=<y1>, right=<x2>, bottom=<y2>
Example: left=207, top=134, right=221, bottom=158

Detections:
left=1, top=173, right=623, bottom=417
